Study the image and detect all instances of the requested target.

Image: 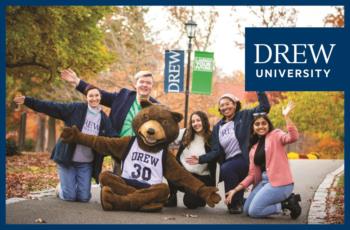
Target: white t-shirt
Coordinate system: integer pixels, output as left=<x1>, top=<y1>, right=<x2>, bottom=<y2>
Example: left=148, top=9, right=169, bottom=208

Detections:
left=121, top=140, right=163, bottom=185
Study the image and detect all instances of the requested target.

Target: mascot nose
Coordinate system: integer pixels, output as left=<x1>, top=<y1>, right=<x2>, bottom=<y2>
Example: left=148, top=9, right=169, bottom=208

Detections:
left=147, top=128, right=155, bottom=135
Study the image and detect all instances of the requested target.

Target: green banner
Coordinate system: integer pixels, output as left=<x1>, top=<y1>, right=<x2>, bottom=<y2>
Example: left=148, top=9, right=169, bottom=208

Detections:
left=191, top=51, right=214, bottom=95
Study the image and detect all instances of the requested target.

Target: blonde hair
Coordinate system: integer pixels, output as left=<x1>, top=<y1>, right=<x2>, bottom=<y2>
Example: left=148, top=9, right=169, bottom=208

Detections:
left=134, top=71, right=153, bottom=81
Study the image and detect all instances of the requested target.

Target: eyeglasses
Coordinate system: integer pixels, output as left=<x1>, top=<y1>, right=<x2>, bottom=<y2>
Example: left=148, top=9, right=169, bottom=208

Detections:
left=253, top=112, right=267, bottom=117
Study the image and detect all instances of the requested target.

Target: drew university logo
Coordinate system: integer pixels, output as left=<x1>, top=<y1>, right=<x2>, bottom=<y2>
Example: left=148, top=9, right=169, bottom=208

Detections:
left=254, top=43, right=336, bottom=79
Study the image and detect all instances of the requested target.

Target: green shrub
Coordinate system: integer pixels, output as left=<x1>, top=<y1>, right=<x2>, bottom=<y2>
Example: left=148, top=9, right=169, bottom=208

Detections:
left=6, top=138, right=19, bottom=156
left=23, top=138, right=35, bottom=151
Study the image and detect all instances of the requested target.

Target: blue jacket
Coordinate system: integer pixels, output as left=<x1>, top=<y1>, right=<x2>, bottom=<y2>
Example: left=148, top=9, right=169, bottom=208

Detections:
left=198, top=92, right=270, bottom=165
left=24, top=97, right=116, bottom=183
left=76, top=80, right=158, bottom=135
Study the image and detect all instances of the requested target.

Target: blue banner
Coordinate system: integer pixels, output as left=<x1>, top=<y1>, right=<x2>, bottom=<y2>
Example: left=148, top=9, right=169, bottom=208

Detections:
left=164, top=50, right=184, bottom=93
left=245, top=28, right=347, bottom=91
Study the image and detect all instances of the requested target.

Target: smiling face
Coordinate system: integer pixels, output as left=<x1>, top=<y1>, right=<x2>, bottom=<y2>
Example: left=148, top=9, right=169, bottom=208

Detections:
left=253, top=117, right=270, bottom=136
left=191, top=114, right=203, bottom=133
left=135, top=76, right=153, bottom=98
left=219, top=98, right=236, bottom=120
left=86, top=88, right=101, bottom=108
left=133, top=103, right=183, bottom=152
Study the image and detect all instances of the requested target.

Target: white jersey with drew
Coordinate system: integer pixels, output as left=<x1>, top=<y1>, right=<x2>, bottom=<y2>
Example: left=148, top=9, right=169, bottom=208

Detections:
left=121, top=140, right=164, bottom=185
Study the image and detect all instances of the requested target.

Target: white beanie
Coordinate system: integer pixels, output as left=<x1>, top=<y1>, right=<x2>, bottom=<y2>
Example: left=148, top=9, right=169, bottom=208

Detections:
left=218, top=93, right=240, bottom=104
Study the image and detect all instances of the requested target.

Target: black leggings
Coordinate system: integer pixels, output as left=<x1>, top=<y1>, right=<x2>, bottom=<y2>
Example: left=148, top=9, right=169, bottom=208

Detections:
left=168, top=173, right=213, bottom=209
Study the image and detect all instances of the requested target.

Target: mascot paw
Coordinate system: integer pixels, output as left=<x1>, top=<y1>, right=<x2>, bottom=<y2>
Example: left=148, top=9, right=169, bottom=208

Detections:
left=198, top=186, right=222, bottom=208
left=101, top=186, right=114, bottom=211
left=60, top=126, right=80, bottom=143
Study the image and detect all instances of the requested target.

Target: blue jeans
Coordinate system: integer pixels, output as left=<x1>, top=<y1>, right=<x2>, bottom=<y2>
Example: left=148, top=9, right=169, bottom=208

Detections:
left=57, top=162, right=93, bottom=202
left=243, top=172, right=293, bottom=218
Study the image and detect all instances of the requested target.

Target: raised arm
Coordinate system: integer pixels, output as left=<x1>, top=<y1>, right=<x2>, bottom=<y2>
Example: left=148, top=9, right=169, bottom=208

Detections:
left=280, top=101, right=299, bottom=144
left=14, top=95, right=76, bottom=121
left=251, top=91, right=271, bottom=114
left=60, top=68, right=116, bottom=108
left=60, top=126, right=130, bottom=161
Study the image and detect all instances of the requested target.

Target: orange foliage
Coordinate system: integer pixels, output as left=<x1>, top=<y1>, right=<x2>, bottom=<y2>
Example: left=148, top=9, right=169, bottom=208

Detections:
left=304, top=132, right=343, bottom=159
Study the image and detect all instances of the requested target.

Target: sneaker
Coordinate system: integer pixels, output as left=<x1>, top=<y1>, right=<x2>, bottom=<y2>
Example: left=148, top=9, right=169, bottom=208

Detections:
left=282, top=193, right=302, bottom=219
left=55, top=183, right=61, bottom=198
left=164, top=194, right=177, bottom=207
left=228, top=203, right=243, bottom=214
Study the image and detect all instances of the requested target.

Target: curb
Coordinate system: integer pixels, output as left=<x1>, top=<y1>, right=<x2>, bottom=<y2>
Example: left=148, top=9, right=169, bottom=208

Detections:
left=307, top=164, right=344, bottom=224
left=6, top=184, right=100, bottom=205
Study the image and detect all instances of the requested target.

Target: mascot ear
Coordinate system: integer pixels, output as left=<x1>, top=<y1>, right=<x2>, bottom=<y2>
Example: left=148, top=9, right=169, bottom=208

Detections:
left=140, top=100, right=153, bottom=108
left=172, top=112, right=183, bottom=123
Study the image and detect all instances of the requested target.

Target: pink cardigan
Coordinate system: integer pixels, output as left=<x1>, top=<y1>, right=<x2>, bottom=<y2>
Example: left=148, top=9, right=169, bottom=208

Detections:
left=240, top=124, right=299, bottom=188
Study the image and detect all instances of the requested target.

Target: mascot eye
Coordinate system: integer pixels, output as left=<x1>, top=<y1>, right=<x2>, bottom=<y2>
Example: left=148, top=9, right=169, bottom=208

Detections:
left=143, top=114, right=149, bottom=120
left=162, top=120, right=168, bottom=126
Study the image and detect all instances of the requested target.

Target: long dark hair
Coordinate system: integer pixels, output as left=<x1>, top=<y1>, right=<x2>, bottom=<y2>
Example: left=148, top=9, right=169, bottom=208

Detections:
left=183, top=111, right=212, bottom=148
left=248, top=114, right=274, bottom=150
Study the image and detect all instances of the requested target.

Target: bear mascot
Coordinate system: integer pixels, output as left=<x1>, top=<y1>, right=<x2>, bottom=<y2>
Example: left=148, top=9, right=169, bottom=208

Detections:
left=60, top=101, right=221, bottom=212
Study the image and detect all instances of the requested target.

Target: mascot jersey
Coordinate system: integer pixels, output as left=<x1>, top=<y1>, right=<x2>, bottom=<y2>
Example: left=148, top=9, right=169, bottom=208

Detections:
left=121, top=139, right=164, bottom=185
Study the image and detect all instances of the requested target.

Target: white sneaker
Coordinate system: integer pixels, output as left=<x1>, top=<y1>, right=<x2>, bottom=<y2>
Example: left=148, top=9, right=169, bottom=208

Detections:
left=55, top=183, right=61, bottom=198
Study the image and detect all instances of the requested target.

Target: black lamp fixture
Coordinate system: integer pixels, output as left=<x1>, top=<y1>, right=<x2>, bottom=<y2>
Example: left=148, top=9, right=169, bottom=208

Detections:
left=183, top=18, right=197, bottom=128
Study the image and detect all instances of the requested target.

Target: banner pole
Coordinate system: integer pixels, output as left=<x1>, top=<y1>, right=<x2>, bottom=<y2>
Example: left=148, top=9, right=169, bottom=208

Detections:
left=184, top=37, right=192, bottom=129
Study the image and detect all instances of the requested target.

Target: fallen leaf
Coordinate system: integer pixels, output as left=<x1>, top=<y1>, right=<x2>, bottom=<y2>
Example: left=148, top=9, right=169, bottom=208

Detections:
left=35, top=218, right=46, bottom=223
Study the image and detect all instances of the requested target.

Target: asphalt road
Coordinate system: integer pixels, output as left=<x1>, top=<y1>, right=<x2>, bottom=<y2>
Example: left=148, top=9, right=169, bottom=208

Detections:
left=6, top=159, right=343, bottom=224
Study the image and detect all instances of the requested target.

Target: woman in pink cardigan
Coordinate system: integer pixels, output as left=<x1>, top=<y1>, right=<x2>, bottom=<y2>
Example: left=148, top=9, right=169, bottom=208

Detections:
left=225, top=102, right=301, bottom=219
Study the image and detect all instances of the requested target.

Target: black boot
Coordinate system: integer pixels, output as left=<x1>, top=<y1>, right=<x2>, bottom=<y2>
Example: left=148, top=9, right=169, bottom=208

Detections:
left=281, top=193, right=302, bottom=219
left=164, top=193, right=177, bottom=207
left=228, top=199, right=243, bottom=214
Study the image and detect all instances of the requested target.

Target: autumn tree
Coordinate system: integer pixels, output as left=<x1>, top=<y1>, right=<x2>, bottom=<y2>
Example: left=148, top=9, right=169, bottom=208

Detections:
left=268, top=92, right=344, bottom=157
left=324, top=6, right=344, bottom=27
left=231, top=6, right=297, bottom=49
left=6, top=6, right=115, bottom=151
left=97, top=6, right=163, bottom=93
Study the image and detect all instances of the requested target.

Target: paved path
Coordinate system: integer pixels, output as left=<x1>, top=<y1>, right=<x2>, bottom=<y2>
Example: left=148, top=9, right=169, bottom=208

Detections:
left=6, top=160, right=343, bottom=224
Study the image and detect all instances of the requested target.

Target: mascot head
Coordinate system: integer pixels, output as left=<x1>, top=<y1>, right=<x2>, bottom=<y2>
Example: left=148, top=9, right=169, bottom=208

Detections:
left=132, top=100, right=183, bottom=152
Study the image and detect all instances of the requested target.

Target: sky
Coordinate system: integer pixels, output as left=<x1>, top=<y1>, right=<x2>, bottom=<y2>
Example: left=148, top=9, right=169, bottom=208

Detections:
left=144, top=6, right=342, bottom=75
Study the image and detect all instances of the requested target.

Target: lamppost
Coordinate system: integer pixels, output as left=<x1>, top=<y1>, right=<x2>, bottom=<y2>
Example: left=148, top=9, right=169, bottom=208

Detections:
left=184, top=19, right=197, bottom=129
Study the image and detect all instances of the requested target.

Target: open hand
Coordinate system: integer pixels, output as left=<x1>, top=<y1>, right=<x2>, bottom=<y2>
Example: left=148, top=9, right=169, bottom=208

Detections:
left=185, top=155, right=199, bottom=165
left=60, top=68, right=80, bottom=87
left=13, top=96, right=25, bottom=105
left=225, top=189, right=236, bottom=205
left=282, top=101, right=295, bottom=117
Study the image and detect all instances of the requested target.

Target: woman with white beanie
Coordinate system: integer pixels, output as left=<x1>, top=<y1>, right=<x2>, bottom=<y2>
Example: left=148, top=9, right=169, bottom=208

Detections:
left=186, top=92, right=270, bottom=214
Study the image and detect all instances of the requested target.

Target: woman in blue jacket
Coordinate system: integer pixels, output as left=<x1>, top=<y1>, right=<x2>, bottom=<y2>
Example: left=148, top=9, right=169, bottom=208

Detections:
left=186, top=92, right=270, bottom=214
left=13, top=86, right=116, bottom=202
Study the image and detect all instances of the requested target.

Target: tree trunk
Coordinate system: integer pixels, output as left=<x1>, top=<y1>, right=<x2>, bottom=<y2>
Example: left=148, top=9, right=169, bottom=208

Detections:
left=46, top=117, right=56, bottom=152
left=35, top=114, right=46, bottom=152
left=17, top=112, right=27, bottom=151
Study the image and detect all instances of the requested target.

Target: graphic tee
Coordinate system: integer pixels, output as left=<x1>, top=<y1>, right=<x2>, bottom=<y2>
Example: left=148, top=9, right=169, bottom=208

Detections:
left=72, top=106, right=101, bottom=163
left=121, top=140, right=164, bottom=185
left=219, top=121, right=242, bottom=160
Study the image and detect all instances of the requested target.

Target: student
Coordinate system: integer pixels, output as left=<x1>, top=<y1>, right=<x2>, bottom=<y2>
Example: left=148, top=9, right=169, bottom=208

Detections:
left=60, top=69, right=158, bottom=174
left=166, top=111, right=216, bottom=209
left=225, top=102, right=302, bottom=219
left=186, top=92, right=270, bottom=214
left=13, top=86, right=115, bottom=202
